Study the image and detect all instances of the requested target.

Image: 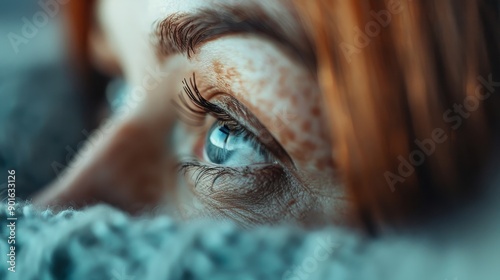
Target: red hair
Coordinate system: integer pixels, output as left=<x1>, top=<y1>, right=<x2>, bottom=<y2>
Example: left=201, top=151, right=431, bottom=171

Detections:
left=295, top=0, right=500, bottom=228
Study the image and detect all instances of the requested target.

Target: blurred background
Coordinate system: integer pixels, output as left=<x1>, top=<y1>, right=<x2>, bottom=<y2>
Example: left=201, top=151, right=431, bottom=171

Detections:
left=0, top=1, right=105, bottom=199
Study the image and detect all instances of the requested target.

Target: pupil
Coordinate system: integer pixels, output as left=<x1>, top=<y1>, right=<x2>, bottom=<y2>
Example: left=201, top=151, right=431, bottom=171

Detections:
left=219, top=125, right=230, bottom=137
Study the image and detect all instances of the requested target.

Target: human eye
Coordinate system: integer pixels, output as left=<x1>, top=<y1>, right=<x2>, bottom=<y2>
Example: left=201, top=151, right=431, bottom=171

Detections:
left=179, top=75, right=276, bottom=167
left=204, top=121, right=272, bottom=166
left=174, top=73, right=301, bottom=223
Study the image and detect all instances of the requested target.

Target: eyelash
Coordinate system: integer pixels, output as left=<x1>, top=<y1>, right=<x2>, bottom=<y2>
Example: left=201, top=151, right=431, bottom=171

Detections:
left=176, top=74, right=273, bottom=189
left=174, top=74, right=302, bottom=224
left=178, top=74, right=242, bottom=133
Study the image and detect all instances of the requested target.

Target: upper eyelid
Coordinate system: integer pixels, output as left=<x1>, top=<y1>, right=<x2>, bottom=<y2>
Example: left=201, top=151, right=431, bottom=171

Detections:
left=179, top=73, right=296, bottom=170
left=210, top=96, right=296, bottom=170
left=180, top=158, right=296, bottom=225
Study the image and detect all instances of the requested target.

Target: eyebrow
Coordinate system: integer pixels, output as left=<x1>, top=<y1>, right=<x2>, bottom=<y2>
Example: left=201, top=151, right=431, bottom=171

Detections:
left=153, top=4, right=316, bottom=69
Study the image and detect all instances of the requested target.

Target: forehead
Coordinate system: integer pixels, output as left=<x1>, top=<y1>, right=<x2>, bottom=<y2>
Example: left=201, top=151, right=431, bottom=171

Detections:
left=147, top=0, right=292, bottom=19
left=96, top=0, right=312, bottom=81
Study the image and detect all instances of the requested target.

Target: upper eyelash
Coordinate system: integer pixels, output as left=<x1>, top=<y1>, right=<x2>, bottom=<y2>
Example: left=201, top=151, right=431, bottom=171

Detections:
left=176, top=73, right=290, bottom=167
left=179, top=73, right=285, bottom=161
left=174, top=74, right=300, bottom=222
left=175, top=73, right=271, bottom=168
left=177, top=73, right=242, bottom=132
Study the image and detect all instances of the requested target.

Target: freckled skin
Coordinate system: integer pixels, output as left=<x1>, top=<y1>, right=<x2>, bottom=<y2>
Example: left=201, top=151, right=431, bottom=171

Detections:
left=35, top=0, right=348, bottom=225
left=200, top=37, right=334, bottom=174
left=192, top=36, right=345, bottom=222
left=213, top=60, right=224, bottom=75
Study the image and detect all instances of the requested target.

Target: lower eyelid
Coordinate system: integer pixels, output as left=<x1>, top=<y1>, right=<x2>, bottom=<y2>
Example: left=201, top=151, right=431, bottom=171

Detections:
left=181, top=160, right=285, bottom=194
left=180, top=160, right=307, bottom=224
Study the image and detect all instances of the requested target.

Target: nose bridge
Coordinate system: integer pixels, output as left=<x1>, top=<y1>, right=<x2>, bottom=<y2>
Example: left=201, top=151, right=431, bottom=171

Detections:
left=35, top=116, right=173, bottom=213
left=33, top=56, right=183, bottom=212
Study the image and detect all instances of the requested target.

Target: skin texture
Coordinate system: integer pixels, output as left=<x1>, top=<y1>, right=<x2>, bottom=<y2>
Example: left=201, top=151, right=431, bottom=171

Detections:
left=35, top=0, right=348, bottom=226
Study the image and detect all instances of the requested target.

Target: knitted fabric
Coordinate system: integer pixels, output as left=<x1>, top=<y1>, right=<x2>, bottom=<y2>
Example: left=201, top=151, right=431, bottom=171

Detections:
left=1, top=199, right=499, bottom=280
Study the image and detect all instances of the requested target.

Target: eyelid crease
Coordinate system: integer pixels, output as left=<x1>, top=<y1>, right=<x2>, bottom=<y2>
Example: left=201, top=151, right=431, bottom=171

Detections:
left=210, top=96, right=294, bottom=167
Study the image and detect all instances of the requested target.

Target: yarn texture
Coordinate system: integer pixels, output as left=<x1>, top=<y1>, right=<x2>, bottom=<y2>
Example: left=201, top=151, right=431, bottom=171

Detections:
left=1, top=194, right=499, bottom=280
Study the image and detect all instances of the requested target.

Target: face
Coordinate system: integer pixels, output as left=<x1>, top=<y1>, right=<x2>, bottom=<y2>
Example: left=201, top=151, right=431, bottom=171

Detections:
left=36, top=0, right=348, bottom=226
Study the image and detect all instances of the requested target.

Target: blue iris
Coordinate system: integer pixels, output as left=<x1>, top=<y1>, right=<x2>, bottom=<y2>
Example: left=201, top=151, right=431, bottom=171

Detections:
left=206, top=123, right=234, bottom=164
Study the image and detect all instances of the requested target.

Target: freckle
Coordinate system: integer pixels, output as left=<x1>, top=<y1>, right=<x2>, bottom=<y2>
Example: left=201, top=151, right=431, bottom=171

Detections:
left=311, top=106, right=321, bottom=117
left=293, top=150, right=308, bottom=162
left=302, top=140, right=318, bottom=151
left=301, top=122, right=312, bottom=133
left=315, top=159, right=327, bottom=170
left=280, top=127, right=295, bottom=140
left=288, top=132, right=296, bottom=142
left=213, top=61, right=223, bottom=75
left=225, top=67, right=238, bottom=80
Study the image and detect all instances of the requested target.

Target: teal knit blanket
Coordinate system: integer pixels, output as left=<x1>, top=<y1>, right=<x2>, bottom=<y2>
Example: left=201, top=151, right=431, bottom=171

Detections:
left=1, top=201, right=499, bottom=280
